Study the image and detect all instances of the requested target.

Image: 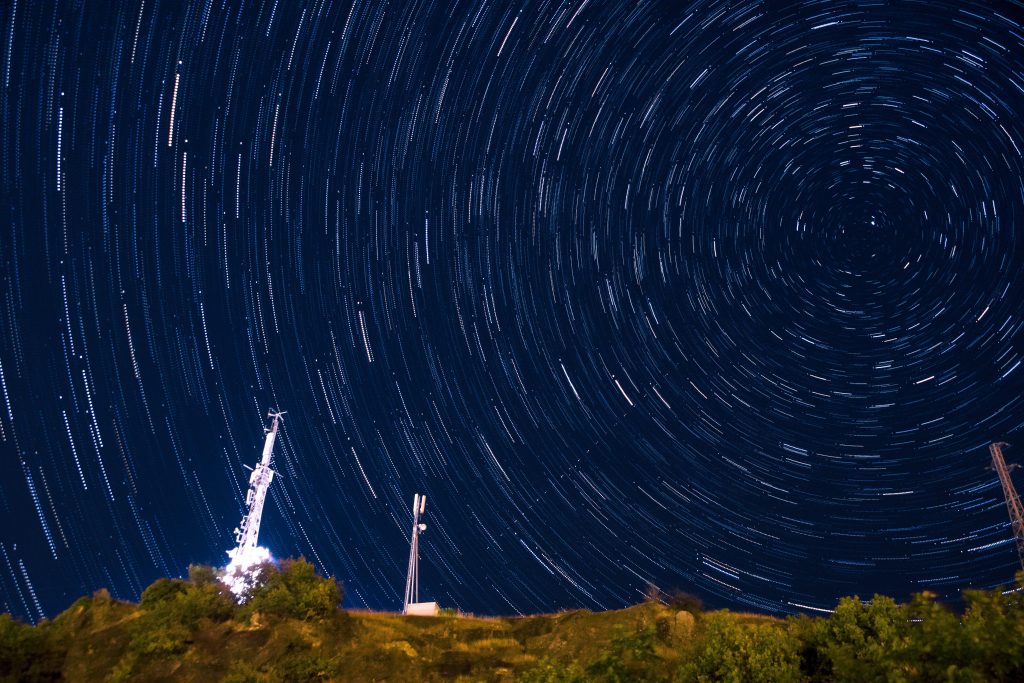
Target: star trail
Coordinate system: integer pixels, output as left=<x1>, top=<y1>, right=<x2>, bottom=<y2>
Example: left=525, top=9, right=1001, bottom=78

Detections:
left=2, top=0, right=1024, bottom=623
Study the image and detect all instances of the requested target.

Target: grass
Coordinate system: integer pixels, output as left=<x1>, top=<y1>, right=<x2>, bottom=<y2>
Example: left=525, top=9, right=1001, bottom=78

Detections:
left=9, top=565, right=1024, bottom=681
left=4, top=592, right=717, bottom=682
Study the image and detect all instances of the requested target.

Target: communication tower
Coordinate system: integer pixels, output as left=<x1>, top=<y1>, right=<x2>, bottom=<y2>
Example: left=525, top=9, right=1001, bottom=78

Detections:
left=403, top=493, right=439, bottom=615
left=222, top=410, right=285, bottom=598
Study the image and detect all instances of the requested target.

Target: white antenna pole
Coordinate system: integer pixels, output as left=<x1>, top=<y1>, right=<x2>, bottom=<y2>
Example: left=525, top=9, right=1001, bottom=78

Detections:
left=403, top=493, right=426, bottom=613
left=416, top=495, right=426, bottom=603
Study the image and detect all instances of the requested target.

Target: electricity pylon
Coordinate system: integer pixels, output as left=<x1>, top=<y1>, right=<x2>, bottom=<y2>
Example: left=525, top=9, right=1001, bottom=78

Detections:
left=989, top=442, right=1024, bottom=571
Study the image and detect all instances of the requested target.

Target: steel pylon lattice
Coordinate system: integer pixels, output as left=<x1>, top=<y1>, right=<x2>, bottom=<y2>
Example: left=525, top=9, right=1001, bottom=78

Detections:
left=989, top=442, right=1024, bottom=572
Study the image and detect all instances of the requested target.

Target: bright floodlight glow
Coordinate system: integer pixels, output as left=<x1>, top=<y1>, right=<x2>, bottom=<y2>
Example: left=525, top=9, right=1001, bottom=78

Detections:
left=221, top=545, right=273, bottom=601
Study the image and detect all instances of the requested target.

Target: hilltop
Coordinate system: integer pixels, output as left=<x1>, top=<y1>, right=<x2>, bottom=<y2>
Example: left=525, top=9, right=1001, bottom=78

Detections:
left=2, top=559, right=1024, bottom=681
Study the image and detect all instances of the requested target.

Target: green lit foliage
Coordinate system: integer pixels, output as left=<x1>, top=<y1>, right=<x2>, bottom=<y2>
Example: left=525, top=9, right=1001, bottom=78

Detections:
left=793, top=589, right=1024, bottom=683
left=113, top=565, right=237, bottom=677
left=138, top=577, right=187, bottom=608
left=902, top=591, right=976, bottom=682
left=518, top=624, right=659, bottom=683
left=10, top=567, right=1024, bottom=682
left=584, top=624, right=659, bottom=682
left=958, top=586, right=1024, bottom=682
left=518, top=655, right=587, bottom=683
left=816, top=594, right=912, bottom=682
left=139, top=565, right=235, bottom=628
left=678, top=612, right=804, bottom=683
left=0, top=613, right=64, bottom=682
left=248, top=624, right=338, bottom=681
left=220, top=661, right=274, bottom=683
left=239, top=557, right=342, bottom=622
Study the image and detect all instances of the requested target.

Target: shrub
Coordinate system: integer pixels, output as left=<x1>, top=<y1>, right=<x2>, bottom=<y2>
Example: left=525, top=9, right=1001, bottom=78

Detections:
left=140, top=578, right=188, bottom=610
left=585, top=624, right=658, bottom=682
left=176, top=578, right=236, bottom=624
left=644, top=584, right=705, bottom=615
left=519, top=655, right=586, bottom=682
left=240, top=558, right=342, bottom=621
left=188, top=563, right=220, bottom=586
left=273, top=650, right=335, bottom=681
left=666, top=590, right=704, bottom=615
left=140, top=570, right=234, bottom=626
left=128, top=620, right=191, bottom=656
left=0, top=614, right=65, bottom=681
left=221, top=660, right=274, bottom=683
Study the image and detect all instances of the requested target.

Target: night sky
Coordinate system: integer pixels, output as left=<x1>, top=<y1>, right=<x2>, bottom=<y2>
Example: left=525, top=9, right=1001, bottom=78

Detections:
left=2, top=0, right=1024, bottom=624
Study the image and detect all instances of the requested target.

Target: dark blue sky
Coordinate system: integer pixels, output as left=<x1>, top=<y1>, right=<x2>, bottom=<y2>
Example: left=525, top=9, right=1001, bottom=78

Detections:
left=2, top=0, right=1024, bottom=622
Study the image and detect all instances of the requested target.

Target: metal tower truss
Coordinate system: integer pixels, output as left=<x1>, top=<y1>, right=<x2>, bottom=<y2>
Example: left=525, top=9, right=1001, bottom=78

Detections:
left=231, top=410, right=285, bottom=555
left=989, top=442, right=1024, bottom=572
left=223, top=410, right=285, bottom=598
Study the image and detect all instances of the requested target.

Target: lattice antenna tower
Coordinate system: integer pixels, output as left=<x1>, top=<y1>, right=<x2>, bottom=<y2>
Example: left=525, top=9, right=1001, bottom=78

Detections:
left=989, top=442, right=1024, bottom=571
left=229, top=410, right=285, bottom=561
left=403, top=493, right=427, bottom=612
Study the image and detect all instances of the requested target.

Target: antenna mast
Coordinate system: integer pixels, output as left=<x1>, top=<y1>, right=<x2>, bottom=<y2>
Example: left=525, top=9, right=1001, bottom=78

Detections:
left=228, top=410, right=285, bottom=563
left=403, top=493, right=427, bottom=613
left=989, top=442, right=1024, bottom=571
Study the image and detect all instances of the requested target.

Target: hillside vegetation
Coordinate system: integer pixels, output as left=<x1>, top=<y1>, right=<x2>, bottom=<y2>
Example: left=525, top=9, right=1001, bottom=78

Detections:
left=2, top=559, right=1024, bottom=682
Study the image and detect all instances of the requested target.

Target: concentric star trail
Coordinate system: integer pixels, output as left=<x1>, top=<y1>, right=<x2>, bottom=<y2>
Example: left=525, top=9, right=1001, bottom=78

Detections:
left=2, top=0, right=1024, bottom=622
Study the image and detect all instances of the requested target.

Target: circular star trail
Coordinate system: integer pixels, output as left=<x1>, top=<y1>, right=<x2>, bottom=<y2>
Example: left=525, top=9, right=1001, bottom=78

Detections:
left=2, top=0, right=1024, bottom=621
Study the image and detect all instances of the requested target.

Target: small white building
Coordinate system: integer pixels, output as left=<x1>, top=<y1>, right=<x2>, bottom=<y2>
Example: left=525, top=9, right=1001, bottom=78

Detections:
left=404, top=601, right=439, bottom=616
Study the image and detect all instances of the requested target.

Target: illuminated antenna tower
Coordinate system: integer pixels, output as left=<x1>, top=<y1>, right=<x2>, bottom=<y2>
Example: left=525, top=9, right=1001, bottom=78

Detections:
left=403, top=493, right=439, bottom=615
left=989, top=442, right=1024, bottom=571
left=228, top=410, right=285, bottom=564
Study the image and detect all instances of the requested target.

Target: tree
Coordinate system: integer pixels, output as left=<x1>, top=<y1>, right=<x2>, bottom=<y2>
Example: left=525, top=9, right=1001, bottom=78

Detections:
left=679, top=612, right=805, bottom=683
left=240, top=557, right=342, bottom=621
left=902, top=591, right=980, bottom=682
left=818, top=595, right=911, bottom=683
left=960, top=587, right=1024, bottom=682
left=645, top=584, right=705, bottom=615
